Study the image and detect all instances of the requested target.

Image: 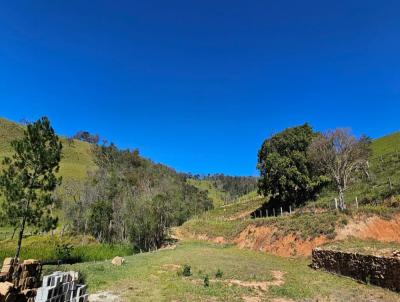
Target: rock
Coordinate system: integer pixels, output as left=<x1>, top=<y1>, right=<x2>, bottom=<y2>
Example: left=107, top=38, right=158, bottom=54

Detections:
left=392, top=250, right=400, bottom=258
left=111, top=257, right=125, bottom=266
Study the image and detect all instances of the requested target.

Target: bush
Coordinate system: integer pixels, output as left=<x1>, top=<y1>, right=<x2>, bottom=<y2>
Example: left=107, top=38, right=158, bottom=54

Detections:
left=204, top=275, right=209, bottom=287
left=182, top=264, right=192, bottom=277
left=55, top=243, right=74, bottom=261
left=76, top=269, right=87, bottom=285
left=215, top=269, right=223, bottom=278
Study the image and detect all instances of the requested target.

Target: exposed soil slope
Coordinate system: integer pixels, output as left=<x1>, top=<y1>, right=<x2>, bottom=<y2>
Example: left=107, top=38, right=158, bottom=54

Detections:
left=177, top=213, right=400, bottom=257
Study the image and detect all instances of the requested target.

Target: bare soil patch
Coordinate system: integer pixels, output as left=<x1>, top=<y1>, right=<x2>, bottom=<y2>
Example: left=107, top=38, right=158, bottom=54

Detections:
left=234, top=225, right=327, bottom=257
left=336, top=213, right=400, bottom=243
left=89, top=291, right=122, bottom=302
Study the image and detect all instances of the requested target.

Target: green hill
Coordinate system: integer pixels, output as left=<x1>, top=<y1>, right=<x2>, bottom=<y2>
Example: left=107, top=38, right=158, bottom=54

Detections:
left=0, top=117, right=95, bottom=181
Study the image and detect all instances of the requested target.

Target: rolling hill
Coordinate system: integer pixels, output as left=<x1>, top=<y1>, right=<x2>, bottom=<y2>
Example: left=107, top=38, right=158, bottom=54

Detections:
left=0, top=117, right=95, bottom=181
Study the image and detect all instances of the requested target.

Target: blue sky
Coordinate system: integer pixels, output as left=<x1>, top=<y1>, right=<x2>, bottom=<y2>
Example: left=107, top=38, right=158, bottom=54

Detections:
left=1, top=1, right=399, bottom=175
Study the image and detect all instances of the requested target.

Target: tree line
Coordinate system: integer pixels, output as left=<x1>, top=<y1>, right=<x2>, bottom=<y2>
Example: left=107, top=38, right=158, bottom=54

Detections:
left=59, top=143, right=213, bottom=251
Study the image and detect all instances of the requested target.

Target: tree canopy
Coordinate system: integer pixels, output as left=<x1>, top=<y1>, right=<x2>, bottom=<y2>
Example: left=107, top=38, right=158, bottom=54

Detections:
left=257, top=123, right=327, bottom=209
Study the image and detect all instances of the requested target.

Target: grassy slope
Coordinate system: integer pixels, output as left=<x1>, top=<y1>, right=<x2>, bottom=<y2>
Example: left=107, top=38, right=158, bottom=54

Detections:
left=49, top=240, right=400, bottom=301
left=187, top=179, right=229, bottom=207
left=0, top=117, right=95, bottom=181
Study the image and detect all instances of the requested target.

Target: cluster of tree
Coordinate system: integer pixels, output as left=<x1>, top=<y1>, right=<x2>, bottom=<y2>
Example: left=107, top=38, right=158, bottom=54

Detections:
left=257, top=124, right=371, bottom=211
left=202, top=174, right=258, bottom=199
left=59, top=143, right=213, bottom=251
left=71, top=131, right=100, bottom=144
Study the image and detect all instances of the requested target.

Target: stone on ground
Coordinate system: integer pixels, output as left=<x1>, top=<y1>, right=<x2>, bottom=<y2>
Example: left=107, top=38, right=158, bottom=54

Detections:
left=111, top=256, right=125, bottom=266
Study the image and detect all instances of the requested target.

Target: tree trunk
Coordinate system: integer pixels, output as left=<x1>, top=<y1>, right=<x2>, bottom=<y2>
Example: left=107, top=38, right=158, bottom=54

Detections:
left=338, top=187, right=345, bottom=210
left=15, top=217, right=26, bottom=259
left=11, top=226, right=18, bottom=240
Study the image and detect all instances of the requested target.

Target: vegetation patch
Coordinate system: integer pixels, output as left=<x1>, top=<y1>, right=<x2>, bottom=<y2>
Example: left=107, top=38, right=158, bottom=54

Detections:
left=0, top=233, right=133, bottom=264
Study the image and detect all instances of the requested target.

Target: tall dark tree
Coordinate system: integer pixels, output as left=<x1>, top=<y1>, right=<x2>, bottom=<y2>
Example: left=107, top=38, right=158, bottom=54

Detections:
left=257, top=124, right=327, bottom=209
left=0, top=117, right=62, bottom=258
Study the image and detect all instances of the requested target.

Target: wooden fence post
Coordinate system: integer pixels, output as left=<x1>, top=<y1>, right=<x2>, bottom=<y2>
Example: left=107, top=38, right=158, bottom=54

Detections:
left=334, top=198, right=338, bottom=210
left=355, top=196, right=358, bottom=209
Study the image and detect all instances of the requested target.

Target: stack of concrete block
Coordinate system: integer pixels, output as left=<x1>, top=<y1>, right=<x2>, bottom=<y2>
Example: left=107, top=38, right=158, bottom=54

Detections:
left=35, top=271, right=88, bottom=302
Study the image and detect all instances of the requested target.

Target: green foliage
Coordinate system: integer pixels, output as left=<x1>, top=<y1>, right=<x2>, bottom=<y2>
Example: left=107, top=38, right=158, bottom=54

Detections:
left=55, top=242, right=74, bottom=261
left=182, top=264, right=192, bottom=277
left=88, top=200, right=114, bottom=243
left=215, top=268, right=223, bottom=278
left=257, top=123, right=327, bottom=209
left=76, top=269, right=87, bottom=285
left=203, top=274, right=210, bottom=287
left=0, top=116, right=62, bottom=257
left=0, top=233, right=133, bottom=264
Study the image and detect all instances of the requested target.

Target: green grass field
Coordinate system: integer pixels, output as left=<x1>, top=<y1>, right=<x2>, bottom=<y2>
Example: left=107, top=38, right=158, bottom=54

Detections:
left=46, top=240, right=400, bottom=301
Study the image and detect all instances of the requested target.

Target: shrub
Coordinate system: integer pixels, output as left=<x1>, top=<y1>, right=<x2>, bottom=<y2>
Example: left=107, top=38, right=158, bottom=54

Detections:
left=55, top=243, right=74, bottom=261
left=215, top=269, right=223, bottom=278
left=204, top=275, right=209, bottom=287
left=76, top=269, right=87, bottom=285
left=182, top=264, right=192, bottom=277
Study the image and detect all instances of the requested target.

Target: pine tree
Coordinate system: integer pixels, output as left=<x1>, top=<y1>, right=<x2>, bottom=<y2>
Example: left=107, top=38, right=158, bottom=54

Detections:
left=0, top=117, right=62, bottom=258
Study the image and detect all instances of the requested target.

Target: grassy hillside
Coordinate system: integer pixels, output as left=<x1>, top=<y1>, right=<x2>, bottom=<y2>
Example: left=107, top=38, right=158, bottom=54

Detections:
left=187, top=179, right=229, bottom=207
left=0, top=117, right=95, bottom=181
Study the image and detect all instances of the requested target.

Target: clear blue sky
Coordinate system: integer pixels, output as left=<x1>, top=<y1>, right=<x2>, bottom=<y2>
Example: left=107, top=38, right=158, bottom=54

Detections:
left=1, top=1, right=399, bottom=175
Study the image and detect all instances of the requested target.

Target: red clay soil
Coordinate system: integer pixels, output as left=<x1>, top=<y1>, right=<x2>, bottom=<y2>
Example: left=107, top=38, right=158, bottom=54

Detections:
left=336, top=213, right=400, bottom=243
left=233, top=225, right=327, bottom=257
